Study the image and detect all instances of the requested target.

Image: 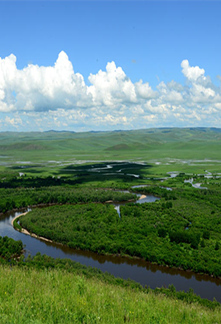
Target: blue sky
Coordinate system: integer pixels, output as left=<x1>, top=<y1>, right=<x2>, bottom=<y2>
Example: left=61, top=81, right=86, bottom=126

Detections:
left=0, top=1, right=221, bottom=131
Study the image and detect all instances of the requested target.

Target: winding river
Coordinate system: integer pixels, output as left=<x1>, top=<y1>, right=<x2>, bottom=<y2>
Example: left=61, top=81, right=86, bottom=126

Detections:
left=1, top=190, right=221, bottom=302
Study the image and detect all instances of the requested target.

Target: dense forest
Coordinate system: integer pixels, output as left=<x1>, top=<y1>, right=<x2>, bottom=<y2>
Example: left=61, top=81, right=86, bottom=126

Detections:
left=0, top=236, right=23, bottom=261
left=0, top=186, right=135, bottom=213
left=16, top=179, right=221, bottom=277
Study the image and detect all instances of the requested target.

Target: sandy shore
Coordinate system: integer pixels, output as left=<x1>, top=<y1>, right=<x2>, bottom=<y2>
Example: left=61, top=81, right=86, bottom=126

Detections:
left=139, top=195, right=146, bottom=200
left=11, top=212, right=53, bottom=243
left=11, top=212, right=28, bottom=226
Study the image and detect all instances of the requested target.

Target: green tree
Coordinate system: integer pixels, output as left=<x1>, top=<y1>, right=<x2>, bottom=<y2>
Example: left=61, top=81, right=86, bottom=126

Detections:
left=215, top=241, right=219, bottom=251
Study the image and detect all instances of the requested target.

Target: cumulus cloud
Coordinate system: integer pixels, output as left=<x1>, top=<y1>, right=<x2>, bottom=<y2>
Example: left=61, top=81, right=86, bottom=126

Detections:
left=0, top=53, right=221, bottom=131
left=181, top=59, right=205, bottom=82
left=157, top=82, right=184, bottom=103
left=0, top=51, right=90, bottom=112
left=0, top=52, right=158, bottom=114
left=135, top=80, right=157, bottom=99
left=88, top=61, right=137, bottom=106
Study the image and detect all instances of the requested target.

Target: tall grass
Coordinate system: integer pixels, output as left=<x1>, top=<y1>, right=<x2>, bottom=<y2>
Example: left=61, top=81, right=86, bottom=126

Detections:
left=0, top=265, right=220, bottom=323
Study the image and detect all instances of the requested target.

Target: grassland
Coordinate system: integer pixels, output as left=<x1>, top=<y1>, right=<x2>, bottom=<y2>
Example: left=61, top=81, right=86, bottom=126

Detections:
left=0, top=127, right=221, bottom=165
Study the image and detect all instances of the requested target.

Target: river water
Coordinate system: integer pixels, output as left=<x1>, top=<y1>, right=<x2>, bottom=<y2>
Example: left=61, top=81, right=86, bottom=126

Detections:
left=1, top=202, right=221, bottom=302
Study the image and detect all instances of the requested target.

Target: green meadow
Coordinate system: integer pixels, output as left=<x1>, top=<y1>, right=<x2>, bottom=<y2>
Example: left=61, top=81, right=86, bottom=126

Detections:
left=0, top=128, right=221, bottom=162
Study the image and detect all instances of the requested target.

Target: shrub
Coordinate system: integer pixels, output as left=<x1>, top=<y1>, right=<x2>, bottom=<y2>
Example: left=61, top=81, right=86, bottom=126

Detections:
left=203, top=230, right=210, bottom=240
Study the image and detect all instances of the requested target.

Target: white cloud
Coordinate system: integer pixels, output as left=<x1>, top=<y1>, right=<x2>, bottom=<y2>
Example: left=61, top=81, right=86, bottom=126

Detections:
left=0, top=51, right=90, bottom=113
left=157, top=82, right=183, bottom=103
left=135, top=80, right=157, bottom=99
left=4, top=115, right=23, bottom=128
left=0, top=53, right=221, bottom=131
left=181, top=59, right=205, bottom=82
left=88, top=61, right=137, bottom=106
left=190, top=83, right=216, bottom=103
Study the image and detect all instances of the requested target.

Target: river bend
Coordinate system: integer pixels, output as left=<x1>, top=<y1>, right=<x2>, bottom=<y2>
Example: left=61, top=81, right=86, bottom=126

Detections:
left=1, top=197, right=221, bottom=302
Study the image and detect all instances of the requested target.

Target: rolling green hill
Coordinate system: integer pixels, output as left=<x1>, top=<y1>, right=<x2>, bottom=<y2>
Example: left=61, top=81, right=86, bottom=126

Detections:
left=0, top=127, right=221, bottom=179
left=0, top=128, right=221, bottom=163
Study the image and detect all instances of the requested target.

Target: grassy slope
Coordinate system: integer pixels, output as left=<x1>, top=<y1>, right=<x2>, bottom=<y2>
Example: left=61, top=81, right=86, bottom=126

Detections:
left=0, top=265, right=220, bottom=324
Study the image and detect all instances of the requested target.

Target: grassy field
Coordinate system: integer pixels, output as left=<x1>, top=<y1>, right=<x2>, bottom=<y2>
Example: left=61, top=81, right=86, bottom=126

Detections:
left=1, top=264, right=221, bottom=324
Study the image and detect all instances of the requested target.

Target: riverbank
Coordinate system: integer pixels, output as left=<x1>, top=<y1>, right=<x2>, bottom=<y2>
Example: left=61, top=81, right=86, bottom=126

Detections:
left=12, top=208, right=221, bottom=282
left=10, top=192, right=144, bottom=244
left=12, top=213, right=54, bottom=244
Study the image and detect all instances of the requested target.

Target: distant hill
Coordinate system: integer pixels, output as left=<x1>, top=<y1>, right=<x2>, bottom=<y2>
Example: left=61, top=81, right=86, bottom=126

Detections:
left=0, top=127, right=221, bottom=162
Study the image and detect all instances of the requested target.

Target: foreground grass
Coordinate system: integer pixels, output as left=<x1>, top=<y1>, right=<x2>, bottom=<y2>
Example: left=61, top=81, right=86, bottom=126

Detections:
left=0, top=265, right=220, bottom=324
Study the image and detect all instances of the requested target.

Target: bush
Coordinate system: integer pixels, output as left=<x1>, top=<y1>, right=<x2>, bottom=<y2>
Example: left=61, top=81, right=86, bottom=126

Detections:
left=203, top=230, right=210, bottom=240
left=158, top=227, right=167, bottom=238
left=200, top=239, right=205, bottom=248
